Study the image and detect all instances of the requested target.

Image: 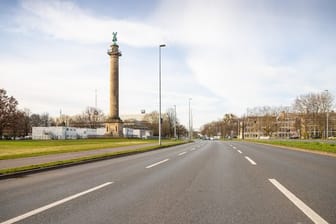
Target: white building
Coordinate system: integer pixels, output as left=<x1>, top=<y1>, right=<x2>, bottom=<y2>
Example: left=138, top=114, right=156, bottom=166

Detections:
left=32, top=126, right=152, bottom=140
left=32, top=127, right=98, bottom=140
left=123, top=127, right=152, bottom=139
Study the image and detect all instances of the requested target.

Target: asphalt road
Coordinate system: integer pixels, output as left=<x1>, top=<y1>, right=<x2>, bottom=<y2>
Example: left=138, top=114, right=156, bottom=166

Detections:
left=0, top=141, right=335, bottom=223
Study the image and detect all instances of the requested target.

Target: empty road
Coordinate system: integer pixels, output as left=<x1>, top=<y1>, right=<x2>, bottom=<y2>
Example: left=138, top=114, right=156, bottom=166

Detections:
left=0, top=141, right=335, bottom=223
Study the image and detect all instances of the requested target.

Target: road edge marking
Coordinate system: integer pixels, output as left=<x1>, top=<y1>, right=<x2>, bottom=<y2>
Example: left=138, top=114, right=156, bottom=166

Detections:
left=145, top=159, right=169, bottom=169
left=0, top=182, right=113, bottom=224
left=269, top=179, right=328, bottom=224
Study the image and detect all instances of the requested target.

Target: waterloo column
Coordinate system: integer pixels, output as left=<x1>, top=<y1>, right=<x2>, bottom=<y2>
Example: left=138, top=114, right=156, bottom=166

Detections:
left=105, top=32, right=123, bottom=136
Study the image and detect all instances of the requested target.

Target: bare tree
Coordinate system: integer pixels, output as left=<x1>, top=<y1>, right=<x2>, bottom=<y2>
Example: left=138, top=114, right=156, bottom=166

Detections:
left=165, top=108, right=176, bottom=138
left=9, top=110, right=25, bottom=139
left=0, top=89, right=18, bottom=138
left=40, top=113, right=52, bottom=127
left=143, top=110, right=186, bottom=138
left=85, top=107, right=104, bottom=128
left=143, top=111, right=159, bottom=136
left=22, top=108, right=31, bottom=136
left=30, top=114, right=42, bottom=127
left=69, top=107, right=105, bottom=128
left=293, top=91, right=334, bottom=138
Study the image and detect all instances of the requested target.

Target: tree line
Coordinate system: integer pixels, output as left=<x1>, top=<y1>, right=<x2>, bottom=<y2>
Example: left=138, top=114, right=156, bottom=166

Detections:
left=201, top=91, right=335, bottom=139
left=0, top=88, right=188, bottom=139
left=142, top=109, right=188, bottom=139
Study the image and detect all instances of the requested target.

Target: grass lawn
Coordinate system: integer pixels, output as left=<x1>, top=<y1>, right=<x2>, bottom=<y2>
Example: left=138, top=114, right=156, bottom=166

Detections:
left=249, top=139, right=336, bottom=154
left=0, top=138, right=163, bottom=160
left=0, top=141, right=185, bottom=175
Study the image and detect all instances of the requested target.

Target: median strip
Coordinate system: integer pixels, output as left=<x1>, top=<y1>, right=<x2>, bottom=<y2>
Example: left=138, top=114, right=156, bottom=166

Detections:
left=0, top=182, right=113, bottom=224
left=0, top=141, right=187, bottom=177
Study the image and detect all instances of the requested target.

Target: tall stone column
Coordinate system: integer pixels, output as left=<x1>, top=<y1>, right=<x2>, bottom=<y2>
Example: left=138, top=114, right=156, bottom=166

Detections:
left=105, top=33, right=123, bottom=137
left=108, top=44, right=121, bottom=119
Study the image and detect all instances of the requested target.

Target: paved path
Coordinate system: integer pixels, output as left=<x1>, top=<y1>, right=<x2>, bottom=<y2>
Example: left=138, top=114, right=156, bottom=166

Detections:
left=0, top=143, right=157, bottom=170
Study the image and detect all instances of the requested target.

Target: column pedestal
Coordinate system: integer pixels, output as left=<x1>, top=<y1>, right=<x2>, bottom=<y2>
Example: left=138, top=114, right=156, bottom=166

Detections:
left=105, top=118, right=123, bottom=137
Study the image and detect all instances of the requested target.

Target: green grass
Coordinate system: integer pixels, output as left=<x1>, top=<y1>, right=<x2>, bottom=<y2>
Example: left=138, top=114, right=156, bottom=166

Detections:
left=0, top=139, right=161, bottom=160
left=0, top=141, right=186, bottom=175
left=248, top=139, right=336, bottom=154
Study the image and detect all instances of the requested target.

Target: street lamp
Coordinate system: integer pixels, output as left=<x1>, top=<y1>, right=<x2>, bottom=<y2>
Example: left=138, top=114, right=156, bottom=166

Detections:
left=159, top=44, right=166, bottom=145
left=188, top=98, right=192, bottom=141
left=325, top=90, right=329, bottom=139
left=174, top=105, right=177, bottom=139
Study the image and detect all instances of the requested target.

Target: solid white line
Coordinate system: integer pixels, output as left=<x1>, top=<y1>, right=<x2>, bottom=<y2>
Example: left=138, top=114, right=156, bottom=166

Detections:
left=237, top=150, right=242, bottom=154
left=178, top=151, right=187, bottom=156
left=0, top=182, right=113, bottom=224
left=269, top=179, right=328, bottom=224
left=245, top=156, right=257, bottom=165
left=146, top=159, right=169, bottom=169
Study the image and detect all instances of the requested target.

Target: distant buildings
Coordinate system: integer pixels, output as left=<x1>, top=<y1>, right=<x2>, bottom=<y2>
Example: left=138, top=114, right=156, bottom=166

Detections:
left=32, top=127, right=104, bottom=140
left=241, top=111, right=336, bottom=139
left=32, top=113, right=153, bottom=140
left=201, top=111, right=336, bottom=140
left=32, top=124, right=152, bottom=140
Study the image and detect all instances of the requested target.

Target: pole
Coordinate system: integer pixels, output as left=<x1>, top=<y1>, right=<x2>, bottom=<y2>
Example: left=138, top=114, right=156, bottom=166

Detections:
left=191, top=108, right=193, bottom=139
left=325, top=90, right=329, bottom=139
left=327, top=111, right=329, bottom=139
left=174, top=105, right=177, bottom=139
left=159, top=44, right=166, bottom=145
left=188, top=98, right=192, bottom=140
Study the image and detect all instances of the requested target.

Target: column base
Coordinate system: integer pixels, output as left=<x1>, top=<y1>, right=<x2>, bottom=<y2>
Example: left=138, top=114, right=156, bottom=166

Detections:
left=105, top=118, right=123, bottom=137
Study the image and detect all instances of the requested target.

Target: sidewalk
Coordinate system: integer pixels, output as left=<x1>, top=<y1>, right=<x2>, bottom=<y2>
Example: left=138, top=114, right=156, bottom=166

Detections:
left=0, top=143, right=157, bottom=170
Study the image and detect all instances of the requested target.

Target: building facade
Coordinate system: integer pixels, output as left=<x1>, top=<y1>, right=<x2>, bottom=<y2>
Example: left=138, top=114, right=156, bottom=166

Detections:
left=240, top=111, right=336, bottom=139
left=32, top=126, right=152, bottom=140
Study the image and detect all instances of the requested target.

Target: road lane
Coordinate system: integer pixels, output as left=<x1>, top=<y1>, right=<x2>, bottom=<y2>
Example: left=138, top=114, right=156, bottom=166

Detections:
left=269, top=178, right=328, bottom=224
left=0, top=140, right=334, bottom=223
left=231, top=141, right=336, bottom=223
left=0, top=142, right=207, bottom=221
left=1, top=182, right=113, bottom=224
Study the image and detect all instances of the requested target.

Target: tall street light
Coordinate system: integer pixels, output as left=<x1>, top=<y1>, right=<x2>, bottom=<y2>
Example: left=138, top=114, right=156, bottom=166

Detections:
left=174, top=105, right=177, bottom=139
left=159, top=44, right=166, bottom=145
left=325, top=90, right=329, bottom=139
left=189, top=98, right=192, bottom=141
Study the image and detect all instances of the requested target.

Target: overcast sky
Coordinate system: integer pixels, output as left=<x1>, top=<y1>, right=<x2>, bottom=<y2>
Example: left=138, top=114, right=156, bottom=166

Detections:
left=1, top=0, right=335, bottom=129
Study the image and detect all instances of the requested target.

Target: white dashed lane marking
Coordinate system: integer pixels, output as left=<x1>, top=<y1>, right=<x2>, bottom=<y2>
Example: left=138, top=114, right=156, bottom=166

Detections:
left=245, top=156, right=257, bottom=165
left=146, top=159, right=169, bottom=169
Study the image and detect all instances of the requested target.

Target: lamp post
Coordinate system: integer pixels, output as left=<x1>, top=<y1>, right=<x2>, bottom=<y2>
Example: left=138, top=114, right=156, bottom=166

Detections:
left=188, top=98, right=192, bottom=141
left=174, top=105, right=177, bottom=139
left=159, top=44, right=166, bottom=145
left=325, top=90, right=329, bottom=139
